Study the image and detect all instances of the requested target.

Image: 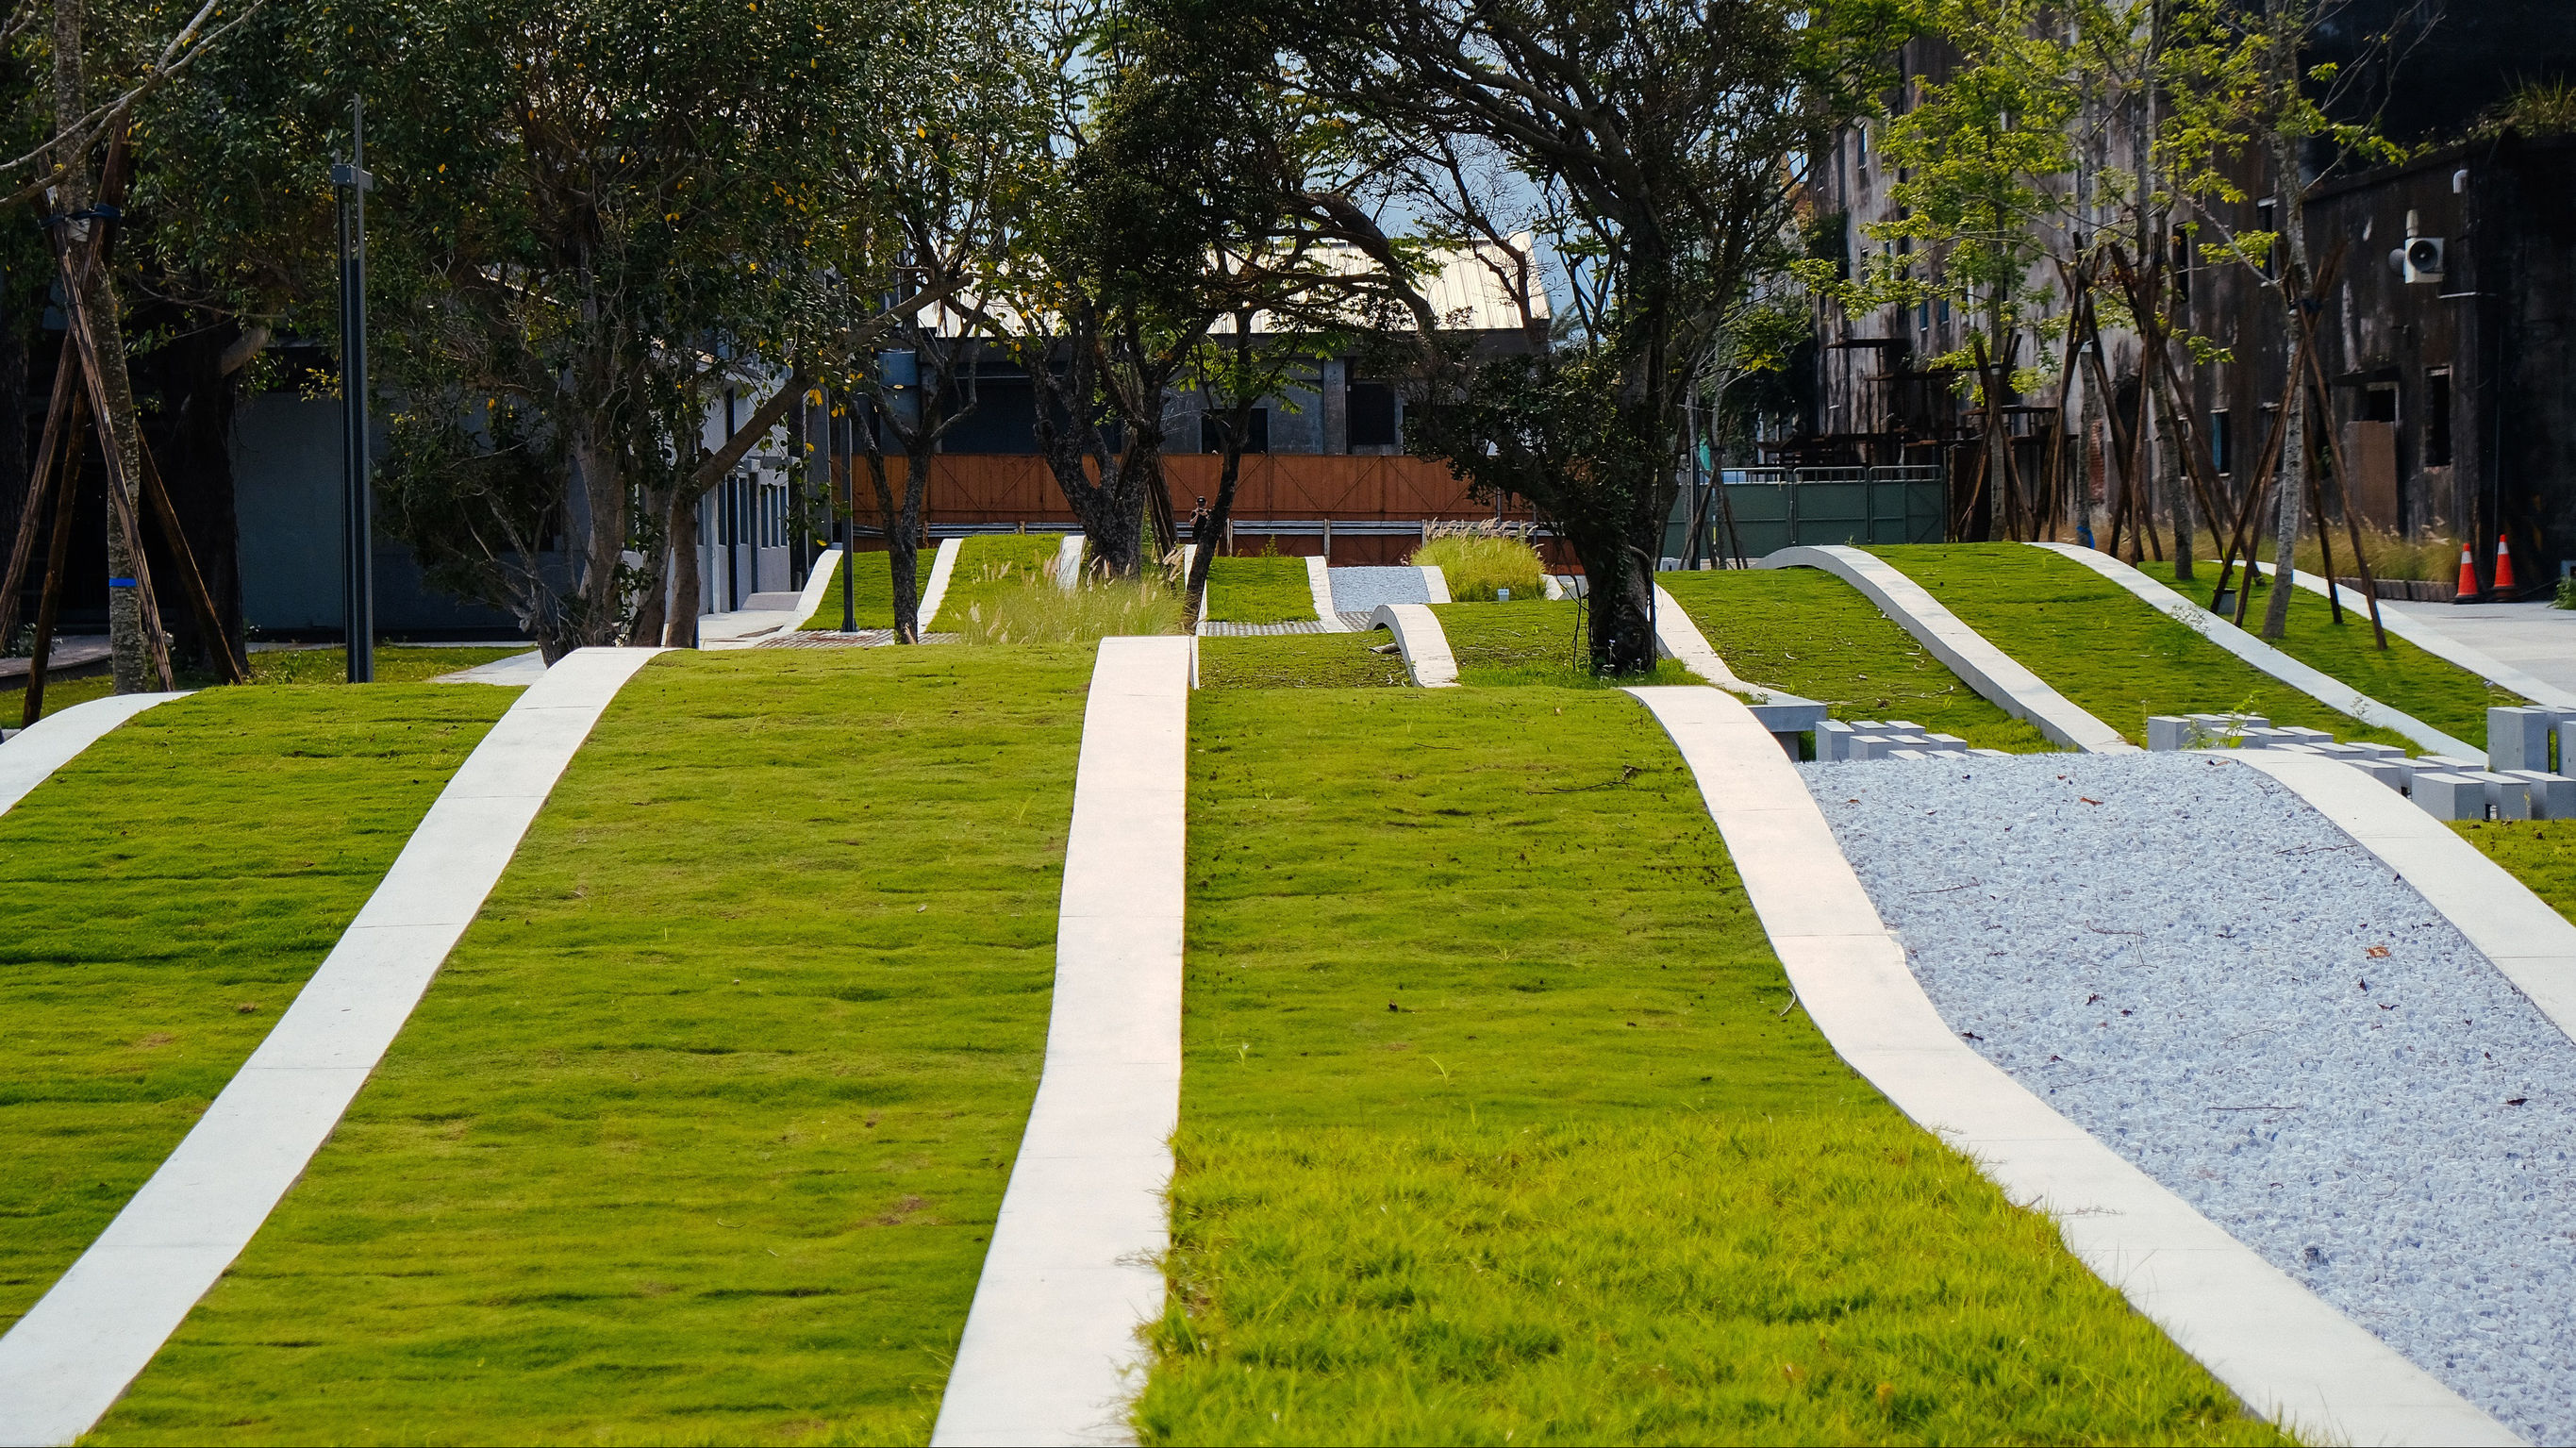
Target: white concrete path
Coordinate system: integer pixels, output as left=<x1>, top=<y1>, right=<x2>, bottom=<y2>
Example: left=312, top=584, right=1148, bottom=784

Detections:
left=1625, top=683, right=2516, bottom=1447
left=0, top=691, right=187, bottom=820
left=1367, top=603, right=1459, bottom=688
left=1757, top=544, right=2136, bottom=753
left=1056, top=533, right=1086, bottom=591
left=1303, top=554, right=1345, bottom=629
left=0, top=647, right=665, bottom=1448
left=2238, top=749, right=2576, bottom=1047
left=1652, top=584, right=1749, bottom=690
left=2249, top=564, right=2576, bottom=711
left=915, top=536, right=964, bottom=630
left=434, top=650, right=545, bottom=685
left=932, top=636, right=1189, bottom=1448
left=700, top=548, right=845, bottom=650
left=2040, top=545, right=2480, bottom=757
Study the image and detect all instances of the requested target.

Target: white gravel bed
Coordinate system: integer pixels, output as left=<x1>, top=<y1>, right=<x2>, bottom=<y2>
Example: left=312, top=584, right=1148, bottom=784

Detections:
left=1323, top=565, right=1434, bottom=612
left=1803, top=751, right=2576, bottom=1443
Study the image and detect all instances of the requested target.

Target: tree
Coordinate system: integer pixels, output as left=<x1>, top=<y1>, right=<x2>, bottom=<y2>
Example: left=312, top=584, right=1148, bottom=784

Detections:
left=1266, top=0, right=1900, bottom=673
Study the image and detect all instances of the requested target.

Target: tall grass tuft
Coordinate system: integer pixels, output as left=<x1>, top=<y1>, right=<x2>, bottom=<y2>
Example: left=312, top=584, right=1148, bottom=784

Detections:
left=1411, top=521, right=1544, bottom=602
left=959, top=568, right=1185, bottom=644
left=2287, top=525, right=2464, bottom=582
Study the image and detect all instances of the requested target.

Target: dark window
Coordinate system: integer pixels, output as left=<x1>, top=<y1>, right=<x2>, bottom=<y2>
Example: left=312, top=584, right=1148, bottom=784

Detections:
left=1348, top=383, right=1398, bottom=447
left=939, top=376, right=1038, bottom=454
left=2426, top=369, right=2453, bottom=466
left=1199, top=408, right=1269, bottom=455
left=2211, top=409, right=2233, bottom=475
left=2363, top=384, right=2399, bottom=424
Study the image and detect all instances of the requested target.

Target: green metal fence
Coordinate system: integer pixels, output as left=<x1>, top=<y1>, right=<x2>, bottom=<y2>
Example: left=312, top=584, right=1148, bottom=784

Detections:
left=1664, top=465, right=1947, bottom=564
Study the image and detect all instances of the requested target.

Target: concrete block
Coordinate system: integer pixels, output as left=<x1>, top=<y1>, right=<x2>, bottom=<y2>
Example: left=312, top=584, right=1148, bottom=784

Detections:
left=1815, top=720, right=1857, bottom=761
left=1850, top=735, right=1901, bottom=760
left=2149, top=716, right=2193, bottom=751
left=2559, top=720, right=2576, bottom=778
left=1968, top=747, right=2012, bottom=757
left=1884, top=720, right=1925, bottom=733
left=2234, top=727, right=2284, bottom=750
left=2413, top=772, right=2488, bottom=821
left=2350, top=757, right=2412, bottom=792
left=1921, top=733, right=1969, bottom=754
left=2474, top=771, right=2535, bottom=821
left=2275, top=725, right=2335, bottom=745
left=1743, top=693, right=1829, bottom=735
left=2506, top=771, right=2576, bottom=820
left=2343, top=741, right=2404, bottom=759
left=2418, top=754, right=2487, bottom=774
left=1888, top=748, right=1931, bottom=760
left=2489, top=707, right=2557, bottom=773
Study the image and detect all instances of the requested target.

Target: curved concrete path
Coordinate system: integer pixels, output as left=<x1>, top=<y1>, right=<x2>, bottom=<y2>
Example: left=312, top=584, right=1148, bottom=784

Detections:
left=2239, top=748, right=2576, bottom=1047
left=1302, top=556, right=1345, bottom=630
left=2252, top=562, right=2576, bottom=712
left=0, top=647, right=665, bottom=1448
left=933, top=636, right=1190, bottom=1448
left=1651, top=584, right=1748, bottom=689
left=1368, top=603, right=1459, bottom=688
left=1757, top=544, right=2135, bottom=753
left=0, top=691, right=188, bottom=820
left=1624, top=684, right=2515, bottom=1447
left=915, top=536, right=965, bottom=631
left=2040, top=545, right=2480, bottom=757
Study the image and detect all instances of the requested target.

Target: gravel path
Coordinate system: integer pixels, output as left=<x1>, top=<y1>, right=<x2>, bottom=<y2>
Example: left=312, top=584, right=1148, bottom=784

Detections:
left=1324, top=566, right=1433, bottom=612
left=1804, top=752, right=2576, bottom=1444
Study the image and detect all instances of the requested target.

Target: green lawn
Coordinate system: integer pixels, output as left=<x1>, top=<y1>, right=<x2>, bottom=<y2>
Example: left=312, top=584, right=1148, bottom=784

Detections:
left=1431, top=599, right=1699, bottom=689
left=1202, top=556, right=1317, bottom=625
left=2138, top=561, right=2520, bottom=750
left=23, top=644, right=529, bottom=716
left=1659, top=571, right=2052, bottom=752
left=931, top=535, right=1066, bottom=633
left=1141, top=685, right=2285, bottom=1445
left=1199, top=632, right=1411, bottom=689
left=800, top=549, right=900, bottom=631
left=96, top=646, right=1089, bottom=1446
left=2457, top=822, right=2576, bottom=924
left=0, top=686, right=514, bottom=1334
left=1869, top=544, right=2418, bottom=752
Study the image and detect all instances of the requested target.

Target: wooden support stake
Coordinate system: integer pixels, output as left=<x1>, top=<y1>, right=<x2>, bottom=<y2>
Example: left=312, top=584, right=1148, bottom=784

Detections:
left=22, top=438, right=81, bottom=727
left=136, top=439, right=245, bottom=684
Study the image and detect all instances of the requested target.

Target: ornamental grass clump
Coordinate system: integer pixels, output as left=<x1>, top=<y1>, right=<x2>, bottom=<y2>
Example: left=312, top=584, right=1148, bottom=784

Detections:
left=1411, top=521, right=1544, bottom=602
left=960, top=568, right=1185, bottom=644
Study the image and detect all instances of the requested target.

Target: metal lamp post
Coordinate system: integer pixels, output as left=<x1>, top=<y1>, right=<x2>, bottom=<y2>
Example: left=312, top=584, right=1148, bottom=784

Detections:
left=333, top=95, right=376, bottom=682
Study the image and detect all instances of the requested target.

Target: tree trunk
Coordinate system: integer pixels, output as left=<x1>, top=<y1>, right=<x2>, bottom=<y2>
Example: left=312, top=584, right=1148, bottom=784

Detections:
left=2258, top=32, right=2310, bottom=641
left=661, top=491, right=700, bottom=648
left=571, top=435, right=629, bottom=650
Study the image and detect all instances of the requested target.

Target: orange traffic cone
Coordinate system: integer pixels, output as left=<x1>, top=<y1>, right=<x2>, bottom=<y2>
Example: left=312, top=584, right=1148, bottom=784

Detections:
left=2458, top=541, right=2480, bottom=597
left=2496, top=534, right=2518, bottom=591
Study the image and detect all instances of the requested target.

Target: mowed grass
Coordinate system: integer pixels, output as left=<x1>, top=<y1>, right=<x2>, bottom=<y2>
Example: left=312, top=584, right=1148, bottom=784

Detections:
left=1870, top=544, right=2417, bottom=751
left=1659, top=571, right=2052, bottom=752
left=0, top=685, right=513, bottom=1332
left=2457, top=821, right=2576, bottom=924
left=2138, top=561, right=2520, bottom=749
left=1142, top=686, right=2285, bottom=1445
left=1432, top=600, right=1697, bottom=689
left=1200, top=631, right=1411, bottom=689
left=932, top=534, right=1066, bottom=633
left=96, top=646, right=1090, bottom=1446
left=24, top=643, right=529, bottom=714
left=1202, top=556, right=1318, bottom=624
left=799, top=548, right=899, bottom=631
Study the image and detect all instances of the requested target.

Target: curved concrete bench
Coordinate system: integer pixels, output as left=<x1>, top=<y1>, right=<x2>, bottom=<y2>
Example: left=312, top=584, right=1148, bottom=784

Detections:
left=1757, top=544, right=2135, bottom=753
left=0, top=691, right=189, bottom=821
left=2039, top=544, right=2481, bottom=757
left=1055, top=533, right=1085, bottom=591
left=913, top=536, right=965, bottom=632
left=2252, top=561, right=2576, bottom=711
left=1624, top=684, right=2514, bottom=1448
left=0, top=647, right=667, bottom=1447
left=2239, top=748, right=2576, bottom=1048
left=934, top=636, right=1189, bottom=1447
left=1368, top=603, right=1459, bottom=688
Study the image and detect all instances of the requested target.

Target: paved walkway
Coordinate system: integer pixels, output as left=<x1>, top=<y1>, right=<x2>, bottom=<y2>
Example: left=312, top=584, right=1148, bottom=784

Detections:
left=2385, top=600, right=2576, bottom=697
left=0, top=691, right=187, bottom=817
left=0, top=647, right=665, bottom=1448
left=932, top=636, right=1189, bottom=1447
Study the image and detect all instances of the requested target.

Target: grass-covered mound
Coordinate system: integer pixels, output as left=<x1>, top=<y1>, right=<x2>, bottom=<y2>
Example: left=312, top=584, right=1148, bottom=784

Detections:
left=933, top=534, right=1070, bottom=633
left=97, top=647, right=1089, bottom=1445
left=1144, top=687, right=2282, bottom=1444
left=1870, top=544, right=2417, bottom=751
left=1201, top=555, right=1317, bottom=624
left=1659, top=569, right=2050, bottom=752
left=1411, top=524, right=1544, bottom=602
left=1199, top=632, right=1411, bottom=689
left=1431, top=599, right=1696, bottom=688
left=959, top=572, right=1184, bottom=645
left=0, top=686, right=514, bottom=1334
left=799, top=548, right=898, bottom=631
left=2138, top=560, right=2519, bottom=749
left=27, top=643, right=530, bottom=715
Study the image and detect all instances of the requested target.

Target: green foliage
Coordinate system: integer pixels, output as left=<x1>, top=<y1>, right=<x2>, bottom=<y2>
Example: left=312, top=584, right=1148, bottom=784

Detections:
left=1877, top=543, right=2418, bottom=749
left=2471, top=79, right=2576, bottom=141
left=1141, top=684, right=2285, bottom=1445
left=1410, top=524, right=1544, bottom=603
left=1658, top=569, right=2052, bottom=750
left=1201, top=556, right=1318, bottom=625
left=956, top=571, right=1186, bottom=645
left=96, top=647, right=1089, bottom=1445
left=1430, top=600, right=1694, bottom=688
left=932, top=535, right=1075, bottom=633
left=0, top=687, right=510, bottom=1335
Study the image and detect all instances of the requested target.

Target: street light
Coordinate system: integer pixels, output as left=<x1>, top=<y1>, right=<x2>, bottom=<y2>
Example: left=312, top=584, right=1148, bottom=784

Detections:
left=332, top=95, right=375, bottom=682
